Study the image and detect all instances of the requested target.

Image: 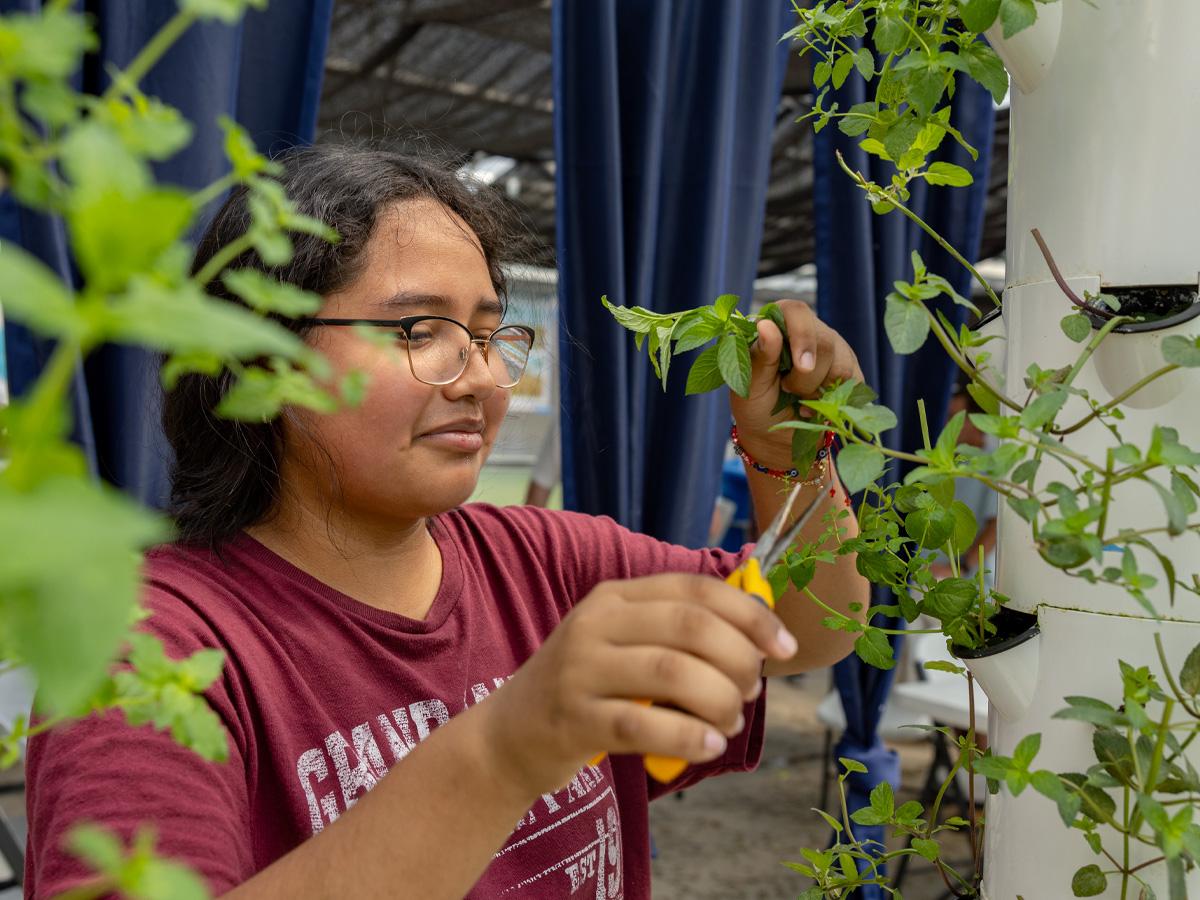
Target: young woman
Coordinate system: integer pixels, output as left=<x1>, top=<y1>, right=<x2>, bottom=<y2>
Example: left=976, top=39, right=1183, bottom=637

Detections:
left=25, top=145, right=868, bottom=899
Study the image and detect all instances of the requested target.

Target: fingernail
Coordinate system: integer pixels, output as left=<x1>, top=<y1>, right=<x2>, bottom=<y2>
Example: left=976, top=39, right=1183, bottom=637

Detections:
left=732, top=712, right=746, bottom=734
left=704, top=730, right=728, bottom=756
left=800, top=351, right=816, bottom=371
left=749, top=679, right=763, bottom=701
left=777, top=626, right=799, bottom=657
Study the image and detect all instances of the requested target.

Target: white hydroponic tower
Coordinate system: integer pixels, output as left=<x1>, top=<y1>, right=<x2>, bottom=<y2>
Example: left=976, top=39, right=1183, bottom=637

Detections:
left=963, top=2, right=1200, bottom=897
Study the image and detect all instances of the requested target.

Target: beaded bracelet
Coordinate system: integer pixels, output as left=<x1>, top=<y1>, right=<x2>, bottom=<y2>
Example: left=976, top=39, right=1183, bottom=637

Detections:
left=730, top=424, right=835, bottom=486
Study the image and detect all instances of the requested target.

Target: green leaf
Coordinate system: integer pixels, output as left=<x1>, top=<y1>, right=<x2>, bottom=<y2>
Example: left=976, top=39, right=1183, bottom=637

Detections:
left=1061, top=313, right=1091, bottom=343
left=685, top=344, right=725, bottom=395
left=883, top=117, right=922, bottom=164
left=0, top=241, right=86, bottom=339
left=1162, top=334, right=1200, bottom=367
left=924, top=162, right=974, bottom=187
left=842, top=404, right=898, bottom=436
left=1020, top=389, right=1067, bottom=430
left=70, top=188, right=195, bottom=294
left=907, top=67, right=947, bottom=118
left=884, top=295, right=930, bottom=355
left=869, top=780, right=895, bottom=818
left=905, top=503, right=956, bottom=550
left=21, top=80, right=82, bottom=128
left=922, top=578, right=977, bottom=623
left=950, top=501, right=979, bottom=554
left=836, top=444, right=886, bottom=494
left=859, top=137, right=890, bottom=160
left=601, top=297, right=657, bottom=335
left=216, top=362, right=338, bottom=421
left=813, top=59, right=832, bottom=88
left=1013, top=733, right=1041, bottom=769
left=839, top=757, right=868, bottom=775
left=1008, top=495, right=1041, bottom=523
left=967, top=381, right=1000, bottom=415
left=854, top=47, right=875, bottom=79
left=960, top=0, right=1002, bottom=32
left=813, top=807, right=843, bottom=834
left=1180, top=642, right=1200, bottom=695
left=911, top=838, right=939, bottom=861
left=1071, top=863, right=1107, bottom=897
left=672, top=309, right=724, bottom=354
left=854, top=629, right=896, bottom=670
left=0, top=478, right=169, bottom=713
left=873, top=13, right=906, bottom=54
left=116, top=634, right=229, bottom=762
left=714, top=293, right=740, bottom=321
left=222, top=269, right=322, bottom=318
left=767, top=562, right=790, bottom=600
left=716, top=332, right=751, bottom=398
left=962, top=42, right=1009, bottom=104
left=923, top=659, right=965, bottom=676
left=75, top=823, right=213, bottom=900
left=788, top=556, right=817, bottom=593
left=66, top=823, right=124, bottom=874
left=838, top=105, right=876, bottom=137
left=219, top=116, right=281, bottom=180
left=1052, top=696, right=1129, bottom=729
left=832, top=52, right=855, bottom=89
left=0, top=9, right=96, bottom=79
left=1000, top=0, right=1037, bottom=38
left=100, top=278, right=310, bottom=362
left=90, top=95, right=194, bottom=161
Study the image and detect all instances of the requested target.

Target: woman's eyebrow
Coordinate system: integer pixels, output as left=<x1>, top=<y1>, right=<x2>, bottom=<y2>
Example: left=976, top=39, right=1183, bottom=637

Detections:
left=378, top=292, right=503, bottom=316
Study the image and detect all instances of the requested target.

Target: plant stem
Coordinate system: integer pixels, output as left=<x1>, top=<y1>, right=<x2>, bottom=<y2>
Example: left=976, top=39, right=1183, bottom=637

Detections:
left=1061, top=314, right=1131, bottom=392
left=917, top=398, right=932, bottom=451
left=193, top=234, right=254, bottom=287
left=966, top=671, right=980, bottom=875
left=802, top=588, right=938, bottom=636
left=1054, top=365, right=1180, bottom=437
left=102, top=10, right=198, bottom=101
left=834, top=150, right=1002, bottom=311
left=838, top=775, right=859, bottom=845
left=1154, top=633, right=1200, bottom=718
left=918, top=275, right=1022, bottom=413
left=190, top=172, right=239, bottom=211
left=1030, top=228, right=1116, bottom=319
left=1097, top=448, right=1114, bottom=548
left=1127, top=856, right=1167, bottom=876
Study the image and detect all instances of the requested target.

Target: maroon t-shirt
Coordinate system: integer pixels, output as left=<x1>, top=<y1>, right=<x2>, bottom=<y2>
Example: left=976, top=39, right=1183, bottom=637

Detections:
left=25, top=504, right=765, bottom=899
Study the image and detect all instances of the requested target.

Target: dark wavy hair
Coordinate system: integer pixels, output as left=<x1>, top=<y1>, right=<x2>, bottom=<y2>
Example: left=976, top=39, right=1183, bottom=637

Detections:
left=163, top=144, right=520, bottom=548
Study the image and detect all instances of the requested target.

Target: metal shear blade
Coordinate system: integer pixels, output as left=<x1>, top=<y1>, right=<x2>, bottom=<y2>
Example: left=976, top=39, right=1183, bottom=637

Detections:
left=751, top=482, right=825, bottom=572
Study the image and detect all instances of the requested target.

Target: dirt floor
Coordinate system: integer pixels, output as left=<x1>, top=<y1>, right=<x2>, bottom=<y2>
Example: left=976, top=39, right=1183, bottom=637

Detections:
left=649, top=675, right=974, bottom=900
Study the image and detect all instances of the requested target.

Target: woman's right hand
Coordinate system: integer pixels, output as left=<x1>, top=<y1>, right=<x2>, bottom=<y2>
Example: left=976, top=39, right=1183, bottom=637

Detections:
left=483, top=573, right=799, bottom=798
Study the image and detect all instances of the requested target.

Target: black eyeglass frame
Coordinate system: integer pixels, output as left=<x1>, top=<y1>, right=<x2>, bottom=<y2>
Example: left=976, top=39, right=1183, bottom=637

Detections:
left=299, top=315, right=537, bottom=388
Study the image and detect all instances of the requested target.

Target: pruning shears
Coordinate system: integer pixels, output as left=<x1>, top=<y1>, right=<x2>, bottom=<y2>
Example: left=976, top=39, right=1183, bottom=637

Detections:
left=593, top=482, right=826, bottom=783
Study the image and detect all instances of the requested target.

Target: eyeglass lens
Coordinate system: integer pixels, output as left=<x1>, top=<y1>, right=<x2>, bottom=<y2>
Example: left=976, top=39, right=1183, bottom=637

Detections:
left=405, top=319, right=533, bottom=388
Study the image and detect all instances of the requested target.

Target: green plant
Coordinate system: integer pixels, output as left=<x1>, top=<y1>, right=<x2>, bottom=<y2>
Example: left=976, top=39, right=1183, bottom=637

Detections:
left=605, top=2, right=1200, bottom=896
left=0, top=2, right=348, bottom=895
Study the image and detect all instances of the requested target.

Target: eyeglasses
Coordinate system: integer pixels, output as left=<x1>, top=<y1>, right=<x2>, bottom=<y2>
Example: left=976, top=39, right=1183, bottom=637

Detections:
left=300, top=316, right=536, bottom=389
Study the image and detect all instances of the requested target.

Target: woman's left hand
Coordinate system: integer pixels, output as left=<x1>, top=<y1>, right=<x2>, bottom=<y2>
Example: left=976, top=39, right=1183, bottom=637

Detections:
left=728, top=299, right=863, bottom=471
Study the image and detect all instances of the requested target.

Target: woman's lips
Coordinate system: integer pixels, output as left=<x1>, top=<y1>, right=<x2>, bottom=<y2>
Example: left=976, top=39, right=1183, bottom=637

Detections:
left=419, top=430, right=484, bottom=452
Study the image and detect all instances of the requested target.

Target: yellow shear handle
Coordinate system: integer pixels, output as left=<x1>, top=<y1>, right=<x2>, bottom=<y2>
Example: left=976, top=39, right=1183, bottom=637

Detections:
left=725, top=556, right=776, bottom=610
left=588, top=557, right=776, bottom=782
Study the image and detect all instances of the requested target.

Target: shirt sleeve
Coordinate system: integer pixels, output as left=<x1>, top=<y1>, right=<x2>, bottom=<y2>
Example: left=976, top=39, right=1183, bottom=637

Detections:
left=24, top=585, right=254, bottom=898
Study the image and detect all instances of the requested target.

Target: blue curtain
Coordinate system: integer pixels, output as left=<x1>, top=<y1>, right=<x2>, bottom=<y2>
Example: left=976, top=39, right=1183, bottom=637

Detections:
left=553, top=1, right=792, bottom=546
left=0, top=0, right=334, bottom=506
left=815, top=68, right=995, bottom=893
